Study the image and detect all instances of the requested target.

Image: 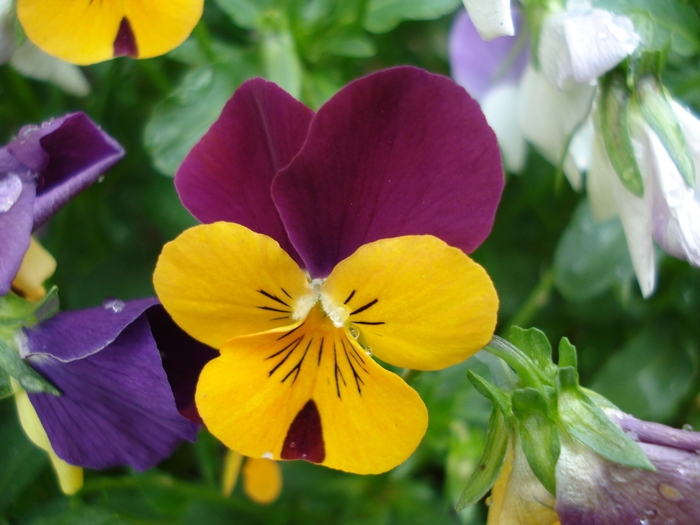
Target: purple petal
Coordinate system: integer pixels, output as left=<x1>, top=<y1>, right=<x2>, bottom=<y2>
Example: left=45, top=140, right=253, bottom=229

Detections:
left=30, top=113, right=125, bottom=227
left=0, top=181, right=35, bottom=295
left=608, top=410, right=700, bottom=453
left=272, top=66, right=504, bottom=277
left=449, top=10, right=527, bottom=101
left=175, top=78, right=314, bottom=266
left=25, top=302, right=196, bottom=470
left=556, top=439, right=700, bottom=524
left=146, top=305, right=218, bottom=425
left=21, top=297, right=158, bottom=361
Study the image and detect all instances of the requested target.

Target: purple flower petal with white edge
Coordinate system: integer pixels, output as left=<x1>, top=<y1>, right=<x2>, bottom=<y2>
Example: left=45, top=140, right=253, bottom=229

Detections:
left=175, top=78, right=314, bottom=267
left=23, top=299, right=196, bottom=470
left=555, top=410, right=700, bottom=525
left=0, top=113, right=124, bottom=294
left=449, top=9, right=526, bottom=101
left=272, top=66, right=503, bottom=277
left=146, top=304, right=218, bottom=425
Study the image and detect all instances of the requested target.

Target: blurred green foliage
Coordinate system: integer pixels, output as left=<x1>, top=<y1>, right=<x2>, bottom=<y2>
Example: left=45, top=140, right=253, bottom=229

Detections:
left=1, top=0, right=700, bottom=523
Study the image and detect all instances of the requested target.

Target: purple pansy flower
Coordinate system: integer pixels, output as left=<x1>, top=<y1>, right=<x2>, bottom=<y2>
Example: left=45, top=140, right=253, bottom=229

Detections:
left=0, top=112, right=124, bottom=296
left=22, top=299, right=204, bottom=470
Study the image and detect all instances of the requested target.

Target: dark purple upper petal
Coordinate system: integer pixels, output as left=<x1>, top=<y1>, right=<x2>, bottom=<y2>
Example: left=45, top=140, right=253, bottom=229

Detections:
left=146, top=304, right=218, bottom=425
left=24, top=300, right=196, bottom=470
left=0, top=181, right=35, bottom=295
left=175, top=78, right=314, bottom=266
left=272, top=66, right=504, bottom=277
left=448, top=10, right=527, bottom=101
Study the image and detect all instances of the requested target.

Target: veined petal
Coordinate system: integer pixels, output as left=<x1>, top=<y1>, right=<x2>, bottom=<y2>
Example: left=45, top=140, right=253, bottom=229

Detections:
left=273, top=66, right=503, bottom=278
left=17, top=0, right=203, bottom=65
left=321, top=236, right=498, bottom=371
left=196, top=305, right=428, bottom=475
left=154, top=223, right=313, bottom=348
left=13, top=381, right=83, bottom=495
left=176, top=78, right=314, bottom=265
left=11, top=237, right=56, bottom=301
left=242, top=458, right=282, bottom=504
left=0, top=180, right=34, bottom=295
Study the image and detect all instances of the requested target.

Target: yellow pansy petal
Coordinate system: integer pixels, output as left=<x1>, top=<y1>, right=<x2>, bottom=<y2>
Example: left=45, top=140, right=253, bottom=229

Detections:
left=242, top=458, right=282, bottom=504
left=12, top=238, right=56, bottom=301
left=17, top=0, right=203, bottom=65
left=12, top=381, right=83, bottom=495
left=321, top=235, right=498, bottom=371
left=154, top=223, right=312, bottom=348
left=196, top=305, right=428, bottom=475
left=222, top=450, right=244, bottom=497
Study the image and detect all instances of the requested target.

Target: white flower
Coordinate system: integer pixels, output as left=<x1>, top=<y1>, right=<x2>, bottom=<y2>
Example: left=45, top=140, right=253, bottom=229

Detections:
left=461, top=0, right=514, bottom=41
left=538, top=0, right=640, bottom=88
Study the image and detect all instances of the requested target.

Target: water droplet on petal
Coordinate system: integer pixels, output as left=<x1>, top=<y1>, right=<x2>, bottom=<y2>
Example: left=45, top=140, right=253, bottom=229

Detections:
left=0, top=173, right=22, bottom=213
left=364, top=347, right=373, bottom=356
left=262, top=452, right=273, bottom=459
left=301, top=453, right=308, bottom=459
left=348, top=325, right=360, bottom=339
left=103, top=298, right=125, bottom=313
left=658, top=484, right=684, bottom=501
left=682, top=424, right=694, bottom=431
left=19, top=125, right=39, bottom=142
left=288, top=441, right=296, bottom=449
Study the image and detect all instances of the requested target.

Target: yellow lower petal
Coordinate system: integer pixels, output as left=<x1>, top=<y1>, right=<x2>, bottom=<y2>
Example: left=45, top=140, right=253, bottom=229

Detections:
left=242, top=458, right=282, bottom=504
left=17, top=0, right=202, bottom=65
left=196, top=305, right=428, bottom=475
left=12, top=380, right=83, bottom=495
left=12, top=237, right=56, bottom=301
left=321, top=235, right=498, bottom=371
left=154, top=223, right=313, bottom=349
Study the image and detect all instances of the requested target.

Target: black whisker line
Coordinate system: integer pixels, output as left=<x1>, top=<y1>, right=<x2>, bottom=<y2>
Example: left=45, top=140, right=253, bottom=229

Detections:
left=318, top=337, right=324, bottom=366
left=355, top=321, right=385, bottom=326
left=267, top=337, right=304, bottom=377
left=257, top=306, right=290, bottom=313
left=346, top=338, right=368, bottom=372
left=265, top=335, right=303, bottom=360
left=280, top=288, right=292, bottom=299
left=282, top=338, right=312, bottom=384
left=258, top=289, right=290, bottom=307
left=350, top=298, right=378, bottom=316
left=343, top=290, right=356, bottom=305
left=333, top=342, right=346, bottom=398
left=277, top=323, right=304, bottom=341
left=341, top=339, right=364, bottom=395
left=270, top=316, right=289, bottom=321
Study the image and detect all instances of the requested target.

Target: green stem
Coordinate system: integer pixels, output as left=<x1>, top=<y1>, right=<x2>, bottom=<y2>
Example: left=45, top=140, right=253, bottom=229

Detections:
left=401, top=368, right=421, bottom=384
left=506, top=268, right=555, bottom=331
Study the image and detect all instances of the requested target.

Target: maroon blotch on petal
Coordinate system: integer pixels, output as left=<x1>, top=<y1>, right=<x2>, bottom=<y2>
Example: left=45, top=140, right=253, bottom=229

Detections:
left=281, top=399, right=325, bottom=463
left=113, top=17, right=138, bottom=58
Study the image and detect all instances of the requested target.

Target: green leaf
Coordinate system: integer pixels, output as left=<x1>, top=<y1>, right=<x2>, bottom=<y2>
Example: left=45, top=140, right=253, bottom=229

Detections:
left=213, top=0, right=278, bottom=29
left=260, top=11, right=303, bottom=99
left=511, top=388, right=560, bottom=495
left=598, top=71, right=644, bottom=196
left=0, top=338, right=60, bottom=396
left=466, top=370, right=512, bottom=419
left=557, top=367, right=654, bottom=470
left=0, top=368, right=12, bottom=400
left=508, top=327, right=556, bottom=377
left=557, top=337, right=577, bottom=369
left=553, top=199, right=635, bottom=301
left=363, top=0, right=460, bottom=34
left=636, top=76, right=696, bottom=187
left=144, top=60, right=258, bottom=177
left=455, top=409, right=509, bottom=511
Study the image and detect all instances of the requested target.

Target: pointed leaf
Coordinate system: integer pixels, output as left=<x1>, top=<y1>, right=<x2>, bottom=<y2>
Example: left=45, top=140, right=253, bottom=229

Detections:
left=456, top=409, right=509, bottom=511
left=557, top=337, right=577, bottom=369
left=466, top=370, right=511, bottom=419
left=508, top=327, right=556, bottom=377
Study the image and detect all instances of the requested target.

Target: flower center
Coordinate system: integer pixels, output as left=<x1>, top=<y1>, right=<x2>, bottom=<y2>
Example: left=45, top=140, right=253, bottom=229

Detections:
left=291, top=278, right=348, bottom=328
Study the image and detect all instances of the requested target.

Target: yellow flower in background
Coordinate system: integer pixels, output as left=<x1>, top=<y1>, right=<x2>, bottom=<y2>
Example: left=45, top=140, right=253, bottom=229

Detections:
left=12, top=238, right=56, bottom=301
left=222, top=450, right=283, bottom=505
left=17, top=0, right=203, bottom=65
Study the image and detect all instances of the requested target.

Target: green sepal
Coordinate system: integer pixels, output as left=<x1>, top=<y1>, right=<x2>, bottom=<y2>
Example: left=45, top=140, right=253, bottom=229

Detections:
left=509, top=327, right=557, bottom=379
left=636, top=76, right=695, bottom=188
left=0, top=368, right=13, bottom=400
left=598, top=71, right=644, bottom=196
left=466, top=370, right=512, bottom=420
left=557, top=367, right=654, bottom=470
left=511, top=388, right=560, bottom=496
left=0, top=338, right=60, bottom=396
left=455, top=409, right=509, bottom=511
left=0, top=287, right=59, bottom=329
left=557, top=337, right=577, bottom=369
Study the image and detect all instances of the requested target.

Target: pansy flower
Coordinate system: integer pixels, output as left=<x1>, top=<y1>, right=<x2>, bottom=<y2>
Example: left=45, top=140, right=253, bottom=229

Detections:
left=16, top=0, right=203, bottom=65
left=0, top=112, right=124, bottom=296
left=154, top=67, right=503, bottom=474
